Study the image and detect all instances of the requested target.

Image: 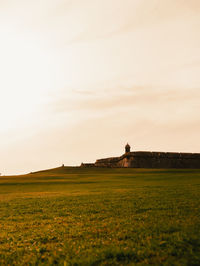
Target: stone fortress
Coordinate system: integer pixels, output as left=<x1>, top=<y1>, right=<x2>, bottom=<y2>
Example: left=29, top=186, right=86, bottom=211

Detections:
left=81, top=144, right=200, bottom=168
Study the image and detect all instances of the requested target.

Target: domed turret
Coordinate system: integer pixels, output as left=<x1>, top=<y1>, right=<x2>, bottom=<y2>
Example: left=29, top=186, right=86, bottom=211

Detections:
left=125, top=143, right=131, bottom=153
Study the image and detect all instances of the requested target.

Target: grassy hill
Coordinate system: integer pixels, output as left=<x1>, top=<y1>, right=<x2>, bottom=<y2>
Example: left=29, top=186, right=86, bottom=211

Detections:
left=0, top=167, right=200, bottom=265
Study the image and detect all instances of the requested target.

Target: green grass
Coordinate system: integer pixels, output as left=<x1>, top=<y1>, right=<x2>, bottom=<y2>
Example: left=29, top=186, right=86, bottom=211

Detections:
left=0, top=167, right=200, bottom=265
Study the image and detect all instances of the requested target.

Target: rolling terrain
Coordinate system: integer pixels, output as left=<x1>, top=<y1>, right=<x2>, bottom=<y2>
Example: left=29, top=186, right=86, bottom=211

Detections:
left=0, top=167, right=200, bottom=265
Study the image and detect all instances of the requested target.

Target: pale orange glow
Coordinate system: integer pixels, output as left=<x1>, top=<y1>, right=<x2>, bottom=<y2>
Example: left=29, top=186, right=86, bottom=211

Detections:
left=0, top=0, right=200, bottom=174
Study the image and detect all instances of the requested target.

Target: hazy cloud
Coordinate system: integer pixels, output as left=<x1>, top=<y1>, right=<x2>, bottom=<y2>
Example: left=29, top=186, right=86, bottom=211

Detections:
left=0, top=0, right=200, bottom=174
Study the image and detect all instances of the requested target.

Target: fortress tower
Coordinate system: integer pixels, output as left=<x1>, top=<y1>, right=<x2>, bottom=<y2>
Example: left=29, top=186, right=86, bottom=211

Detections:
left=125, top=143, right=131, bottom=153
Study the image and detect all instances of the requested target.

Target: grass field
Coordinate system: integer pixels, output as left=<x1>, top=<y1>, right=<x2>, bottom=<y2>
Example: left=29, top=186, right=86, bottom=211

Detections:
left=0, top=167, right=200, bottom=265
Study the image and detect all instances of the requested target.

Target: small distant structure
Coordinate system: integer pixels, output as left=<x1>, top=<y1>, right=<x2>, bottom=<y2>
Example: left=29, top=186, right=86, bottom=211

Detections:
left=80, top=143, right=200, bottom=169
left=62, top=164, right=64, bottom=168
left=81, top=163, right=95, bottom=168
left=125, top=143, right=131, bottom=153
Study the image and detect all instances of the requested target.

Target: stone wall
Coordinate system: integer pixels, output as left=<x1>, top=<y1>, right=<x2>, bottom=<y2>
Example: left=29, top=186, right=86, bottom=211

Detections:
left=94, top=151, right=200, bottom=168
left=80, top=163, right=95, bottom=167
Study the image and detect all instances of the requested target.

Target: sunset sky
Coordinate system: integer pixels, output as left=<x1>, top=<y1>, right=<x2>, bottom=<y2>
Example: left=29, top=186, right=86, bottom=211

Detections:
left=0, top=0, right=200, bottom=174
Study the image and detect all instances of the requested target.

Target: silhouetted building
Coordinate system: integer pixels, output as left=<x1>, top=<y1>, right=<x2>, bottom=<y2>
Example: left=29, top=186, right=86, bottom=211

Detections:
left=125, top=143, right=131, bottom=153
left=81, top=144, right=200, bottom=169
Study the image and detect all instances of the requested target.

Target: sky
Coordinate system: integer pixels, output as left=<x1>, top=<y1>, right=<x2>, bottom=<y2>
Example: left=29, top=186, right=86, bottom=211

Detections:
left=0, top=0, right=200, bottom=175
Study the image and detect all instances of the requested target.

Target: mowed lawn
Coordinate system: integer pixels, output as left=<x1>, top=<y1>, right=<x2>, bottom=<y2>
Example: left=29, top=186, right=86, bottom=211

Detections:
left=0, top=168, right=200, bottom=265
